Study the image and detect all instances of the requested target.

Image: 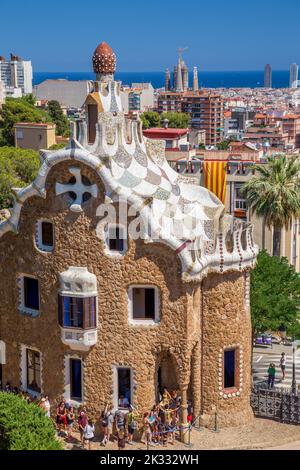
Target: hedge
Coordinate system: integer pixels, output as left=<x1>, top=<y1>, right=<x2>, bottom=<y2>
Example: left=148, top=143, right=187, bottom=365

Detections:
left=0, top=392, right=62, bottom=450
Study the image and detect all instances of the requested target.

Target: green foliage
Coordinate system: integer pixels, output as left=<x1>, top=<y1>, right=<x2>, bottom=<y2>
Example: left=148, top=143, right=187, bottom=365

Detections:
left=251, top=250, right=300, bottom=337
left=49, top=143, right=66, bottom=150
left=198, top=143, right=206, bottom=150
left=140, top=111, right=161, bottom=129
left=0, top=97, right=51, bottom=146
left=0, top=392, right=62, bottom=450
left=241, top=155, right=300, bottom=229
left=0, top=147, right=40, bottom=209
left=46, top=101, right=69, bottom=137
left=161, top=112, right=190, bottom=129
left=216, top=140, right=230, bottom=150
left=21, top=94, right=36, bottom=106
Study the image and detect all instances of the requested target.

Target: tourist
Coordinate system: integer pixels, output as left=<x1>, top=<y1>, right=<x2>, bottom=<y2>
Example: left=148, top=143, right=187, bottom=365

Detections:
left=38, top=397, right=48, bottom=414
left=115, top=410, right=126, bottom=434
left=280, top=352, right=286, bottom=381
left=56, top=401, right=67, bottom=435
left=141, top=412, right=153, bottom=446
left=267, top=363, right=276, bottom=389
left=44, top=395, right=51, bottom=418
left=156, top=414, right=165, bottom=446
left=118, top=394, right=130, bottom=409
left=78, top=410, right=88, bottom=446
left=83, top=419, right=95, bottom=451
left=160, top=387, right=172, bottom=407
left=126, top=407, right=138, bottom=445
left=100, top=404, right=114, bottom=447
left=168, top=412, right=179, bottom=445
left=66, top=406, right=75, bottom=441
left=117, top=429, right=126, bottom=451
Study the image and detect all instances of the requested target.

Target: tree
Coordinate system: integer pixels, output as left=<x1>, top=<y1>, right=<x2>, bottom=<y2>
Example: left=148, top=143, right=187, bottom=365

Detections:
left=46, top=100, right=69, bottom=137
left=140, top=111, right=161, bottom=129
left=251, top=250, right=300, bottom=337
left=216, top=140, right=230, bottom=150
left=241, top=155, right=300, bottom=256
left=0, top=97, right=51, bottom=146
left=161, top=112, right=190, bottom=129
left=0, top=147, right=40, bottom=209
left=0, top=392, right=62, bottom=450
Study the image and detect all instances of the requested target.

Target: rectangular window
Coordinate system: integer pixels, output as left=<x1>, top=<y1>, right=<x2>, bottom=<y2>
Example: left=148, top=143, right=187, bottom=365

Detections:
left=16, top=130, right=24, bottom=139
left=26, top=349, right=41, bottom=393
left=58, top=296, right=97, bottom=329
left=224, top=349, right=236, bottom=389
left=70, top=358, right=82, bottom=401
left=117, top=368, right=131, bottom=409
left=109, top=226, right=125, bottom=253
left=132, top=287, right=156, bottom=320
left=24, top=277, right=39, bottom=311
left=41, top=222, right=54, bottom=247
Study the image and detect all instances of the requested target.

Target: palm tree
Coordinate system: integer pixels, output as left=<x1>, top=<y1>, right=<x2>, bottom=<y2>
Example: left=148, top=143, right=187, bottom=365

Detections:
left=241, top=155, right=300, bottom=256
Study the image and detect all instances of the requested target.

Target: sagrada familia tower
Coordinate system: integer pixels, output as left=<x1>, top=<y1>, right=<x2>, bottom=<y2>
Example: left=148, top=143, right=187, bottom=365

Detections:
left=0, top=41, right=258, bottom=440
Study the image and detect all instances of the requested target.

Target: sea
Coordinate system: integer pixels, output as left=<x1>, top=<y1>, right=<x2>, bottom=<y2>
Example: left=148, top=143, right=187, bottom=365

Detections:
left=33, top=70, right=291, bottom=89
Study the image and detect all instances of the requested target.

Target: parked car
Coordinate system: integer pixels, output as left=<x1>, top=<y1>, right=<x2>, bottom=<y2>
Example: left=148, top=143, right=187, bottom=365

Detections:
left=254, top=333, right=272, bottom=348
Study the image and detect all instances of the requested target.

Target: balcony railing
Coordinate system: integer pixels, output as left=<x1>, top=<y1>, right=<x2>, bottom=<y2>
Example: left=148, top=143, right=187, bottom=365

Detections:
left=60, top=327, right=97, bottom=351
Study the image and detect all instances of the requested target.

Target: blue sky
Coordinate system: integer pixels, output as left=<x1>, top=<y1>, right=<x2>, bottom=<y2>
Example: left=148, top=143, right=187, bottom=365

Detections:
left=1, top=0, right=300, bottom=72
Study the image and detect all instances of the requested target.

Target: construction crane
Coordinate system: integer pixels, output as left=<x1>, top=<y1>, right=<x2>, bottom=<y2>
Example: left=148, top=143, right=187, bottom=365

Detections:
left=178, top=47, right=188, bottom=62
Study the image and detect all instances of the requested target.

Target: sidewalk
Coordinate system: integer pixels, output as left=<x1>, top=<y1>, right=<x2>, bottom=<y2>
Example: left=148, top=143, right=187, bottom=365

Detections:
left=61, top=418, right=300, bottom=451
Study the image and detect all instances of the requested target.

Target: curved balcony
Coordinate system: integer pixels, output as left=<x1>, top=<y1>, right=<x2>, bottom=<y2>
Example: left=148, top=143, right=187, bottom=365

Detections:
left=61, top=327, right=97, bottom=351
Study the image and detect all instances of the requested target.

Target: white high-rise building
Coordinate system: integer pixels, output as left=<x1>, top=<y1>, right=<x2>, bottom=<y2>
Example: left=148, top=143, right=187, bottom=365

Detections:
left=0, top=54, right=33, bottom=95
left=290, top=63, right=299, bottom=89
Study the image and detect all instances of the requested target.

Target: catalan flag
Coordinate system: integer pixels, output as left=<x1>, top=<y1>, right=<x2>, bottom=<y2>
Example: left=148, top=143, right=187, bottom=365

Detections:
left=203, top=160, right=227, bottom=204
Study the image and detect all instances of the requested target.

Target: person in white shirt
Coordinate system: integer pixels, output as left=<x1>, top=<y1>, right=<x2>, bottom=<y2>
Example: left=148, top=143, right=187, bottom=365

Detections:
left=44, top=396, right=51, bottom=418
left=280, top=352, right=286, bottom=381
left=83, top=420, right=95, bottom=450
left=118, top=394, right=130, bottom=408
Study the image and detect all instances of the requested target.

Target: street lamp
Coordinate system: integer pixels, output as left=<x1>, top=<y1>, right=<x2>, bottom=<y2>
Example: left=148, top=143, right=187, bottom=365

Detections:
left=291, top=335, right=297, bottom=395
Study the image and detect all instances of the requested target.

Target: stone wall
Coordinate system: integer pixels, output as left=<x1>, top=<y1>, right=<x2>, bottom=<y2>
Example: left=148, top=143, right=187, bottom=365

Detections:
left=201, top=271, right=253, bottom=427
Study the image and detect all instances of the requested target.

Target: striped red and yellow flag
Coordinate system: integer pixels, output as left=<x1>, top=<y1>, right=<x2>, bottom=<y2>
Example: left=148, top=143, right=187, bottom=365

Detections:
left=203, top=160, right=227, bottom=204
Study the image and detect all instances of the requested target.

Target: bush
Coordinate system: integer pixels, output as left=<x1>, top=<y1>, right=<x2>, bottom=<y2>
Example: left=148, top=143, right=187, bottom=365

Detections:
left=0, top=147, right=40, bottom=209
left=0, top=392, right=62, bottom=450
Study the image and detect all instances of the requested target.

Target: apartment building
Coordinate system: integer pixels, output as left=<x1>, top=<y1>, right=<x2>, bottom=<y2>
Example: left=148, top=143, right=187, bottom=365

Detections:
left=120, top=83, right=154, bottom=113
left=0, top=54, right=32, bottom=95
left=157, top=90, right=224, bottom=146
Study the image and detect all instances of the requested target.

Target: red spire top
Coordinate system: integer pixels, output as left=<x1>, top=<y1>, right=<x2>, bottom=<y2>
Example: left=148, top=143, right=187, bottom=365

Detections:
left=92, top=41, right=116, bottom=75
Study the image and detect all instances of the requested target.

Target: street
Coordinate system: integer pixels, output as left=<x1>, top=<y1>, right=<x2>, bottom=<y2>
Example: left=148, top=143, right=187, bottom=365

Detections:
left=253, top=341, right=300, bottom=390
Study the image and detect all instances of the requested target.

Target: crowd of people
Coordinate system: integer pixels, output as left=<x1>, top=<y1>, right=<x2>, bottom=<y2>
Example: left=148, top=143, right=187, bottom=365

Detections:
left=1, top=383, right=193, bottom=450
left=100, top=387, right=193, bottom=449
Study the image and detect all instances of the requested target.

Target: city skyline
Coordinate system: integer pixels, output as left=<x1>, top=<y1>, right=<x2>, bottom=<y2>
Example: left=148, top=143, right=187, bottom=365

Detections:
left=1, top=0, right=300, bottom=72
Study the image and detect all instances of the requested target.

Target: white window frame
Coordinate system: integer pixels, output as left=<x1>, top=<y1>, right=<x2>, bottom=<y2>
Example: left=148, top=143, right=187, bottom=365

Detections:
left=35, top=219, right=54, bottom=253
left=104, top=223, right=128, bottom=257
left=128, top=285, right=160, bottom=326
left=0, top=340, right=6, bottom=365
left=20, top=344, right=43, bottom=397
left=64, top=355, right=84, bottom=405
left=18, top=274, right=40, bottom=317
left=112, top=365, right=134, bottom=412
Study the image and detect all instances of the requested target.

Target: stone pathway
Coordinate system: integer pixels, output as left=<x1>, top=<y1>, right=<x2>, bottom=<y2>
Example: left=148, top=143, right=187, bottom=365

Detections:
left=61, top=418, right=300, bottom=451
